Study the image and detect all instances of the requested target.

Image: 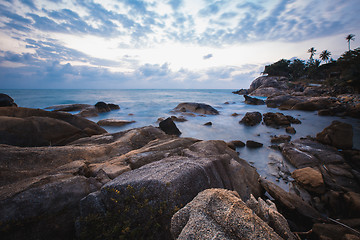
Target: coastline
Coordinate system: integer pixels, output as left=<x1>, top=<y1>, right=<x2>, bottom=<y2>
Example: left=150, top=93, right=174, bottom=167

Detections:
left=1, top=80, right=360, bottom=239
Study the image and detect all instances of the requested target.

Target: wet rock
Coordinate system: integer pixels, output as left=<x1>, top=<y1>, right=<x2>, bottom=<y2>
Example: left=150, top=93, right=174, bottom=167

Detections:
left=281, top=138, right=345, bottom=168
left=77, top=108, right=99, bottom=117
left=229, top=140, right=246, bottom=148
left=95, top=102, right=119, bottom=112
left=243, top=95, right=265, bottom=105
left=231, top=112, right=240, bottom=117
left=159, top=117, right=182, bottom=136
left=292, top=97, right=334, bottom=111
left=248, top=76, right=289, bottom=95
left=291, top=167, right=325, bottom=194
left=266, top=95, right=302, bottom=108
left=286, top=126, right=296, bottom=134
left=97, top=119, right=135, bottom=127
left=239, top=111, right=262, bottom=126
left=232, top=89, right=248, bottom=95
left=173, top=102, right=219, bottom=115
left=260, top=178, right=322, bottom=223
left=0, top=107, right=106, bottom=147
left=312, top=221, right=360, bottom=240
left=45, top=104, right=92, bottom=112
left=171, top=189, right=283, bottom=240
left=316, top=120, right=353, bottom=149
left=0, top=93, right=17, bottom=107
left=271, top=135, right=291, bottom=143
left=170, top=115, right=187, bottom=122
left=204, top=121, right=212, bottom=126
left=344, top=192, right=360, bottom=217
left=263, top=112, right=301, bottom=128
left=246, top=140, right=263, bottom=148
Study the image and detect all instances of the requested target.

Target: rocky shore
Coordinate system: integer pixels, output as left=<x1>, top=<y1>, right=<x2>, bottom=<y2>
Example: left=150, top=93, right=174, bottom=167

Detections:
left=1, top=82, right=360, bottom=240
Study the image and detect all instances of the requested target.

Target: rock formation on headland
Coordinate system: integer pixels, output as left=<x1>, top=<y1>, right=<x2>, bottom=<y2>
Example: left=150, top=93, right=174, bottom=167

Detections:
left=234, top=75, right=360, bottom=118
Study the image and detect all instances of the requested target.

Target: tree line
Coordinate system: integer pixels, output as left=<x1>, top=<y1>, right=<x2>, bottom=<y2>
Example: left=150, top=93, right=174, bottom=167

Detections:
left=263, top=34, right=359, bottom=92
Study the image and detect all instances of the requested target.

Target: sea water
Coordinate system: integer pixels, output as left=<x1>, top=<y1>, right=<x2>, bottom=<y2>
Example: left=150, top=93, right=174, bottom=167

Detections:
left=3, top=89, right=360, bottom=189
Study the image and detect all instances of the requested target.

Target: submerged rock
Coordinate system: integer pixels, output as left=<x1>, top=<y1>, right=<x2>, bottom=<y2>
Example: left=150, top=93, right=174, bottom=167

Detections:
left=171, top=189, right=284, bottom=240
left=45, top=104, right=92, bottom=112
left=173, top=102, right=219, bottom=115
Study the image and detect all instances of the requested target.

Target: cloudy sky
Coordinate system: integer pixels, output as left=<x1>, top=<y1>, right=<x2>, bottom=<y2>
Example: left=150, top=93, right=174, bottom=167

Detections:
left=0, top=0, right=359, bottom=89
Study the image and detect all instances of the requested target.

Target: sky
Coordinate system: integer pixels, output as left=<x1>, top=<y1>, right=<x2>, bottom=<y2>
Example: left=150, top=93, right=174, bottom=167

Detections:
left=0, top=0, right=359, bottom=89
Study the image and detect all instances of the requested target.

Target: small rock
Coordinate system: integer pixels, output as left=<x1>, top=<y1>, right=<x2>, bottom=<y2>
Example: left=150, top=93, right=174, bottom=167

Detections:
left=95, top=101, right=111, bottom=112
left=173, top=102, right=219, bottom=115
left=159, top=117, right=181, bottom=136
left=246, top=140, right=263, bottom=148
left=170, top=115, right=187, bottom=122
left=231, top=113, right=240, bottom=117
left=204, top=121, right=212, bottom=126
left=271, top=135, right=291, bottom=143
left=230, top=140, right=246, bottom=148
left=286, top=126, right=296, bottom=134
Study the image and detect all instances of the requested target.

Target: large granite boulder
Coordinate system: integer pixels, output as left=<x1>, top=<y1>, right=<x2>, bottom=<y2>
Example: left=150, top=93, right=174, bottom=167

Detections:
left=0, top=93, right=17, bottom=107
left=171, top=188, right=284, bottom=240
left=0, top=107, right=106, bottom=147
left=316, top=120, right=353, bottom=149
left=239, top=111, right=262, bottom=126
left=173, top=102, right=219, bottom=115
left=249, top=76, right=288, bottom=93
left=78, top=157, right=233, bottom=239
left=250, top=87, right=286, bottom=97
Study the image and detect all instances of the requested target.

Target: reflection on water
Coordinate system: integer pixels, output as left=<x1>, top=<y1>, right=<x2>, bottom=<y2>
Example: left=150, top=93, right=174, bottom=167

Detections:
left=4, top=89, right=360, bottom=190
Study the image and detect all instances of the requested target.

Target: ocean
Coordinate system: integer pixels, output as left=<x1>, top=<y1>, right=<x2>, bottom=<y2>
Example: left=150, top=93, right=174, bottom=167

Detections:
left=3, top=89, right=360, bottom=189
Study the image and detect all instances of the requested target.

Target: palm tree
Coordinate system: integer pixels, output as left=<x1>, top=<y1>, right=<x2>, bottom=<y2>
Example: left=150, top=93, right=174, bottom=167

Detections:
left=319, top=50, right=331, bottom=63
left=307, top=47, right=316, bottom=63
left=346, top=34, right=355, bottom=51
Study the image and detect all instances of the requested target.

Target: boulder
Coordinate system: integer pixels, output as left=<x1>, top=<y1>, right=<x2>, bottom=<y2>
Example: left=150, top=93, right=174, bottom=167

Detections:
left=95, top=102, right=119, bottom=112
left=239, top=111, right=262, bottom=126
left=77, top=108, right=99, bottom=117
left=286, top=126, right=296, bottom=134
left=260, top=178, right=322, bottom=223
left=228, top=140, right=245, bottom=148
left=232, top=89, right=248, bottom=95
left=246, top=194, right=297, bottom=240
left=280, top=138, right=345, bottom=168
left=171, top=189, right=283, bottom=240
left=250, top=87, right=286, bottom=97
left=316, top=120, right=353, bottom=149
left=0, top=93, right=17, bottom=107
left=45, top=104, right=92, bottom=112
left=243, top=95, right=265, bottom=105
left=246, top=140, right=263, bottom=148
left=173, top=102, right=219, bottom=115
left=266, top=95, right=302, bottom=108
left=170, top=115, right=187, bottom=122
left=248, top=76, right=288, bottom=93
left=78, top=157, right=233, bottom=239
left=159, top=117, right=182, bottom=136
left=291, top=167, right=325, bottom=194
left=0, top=175, right=100, bottom=240
left=97, top=119, right=135, bottom=127
left=0, top=107, right=106, bottom=147
left=204, top=121, right=212, bottom=126
left=292, top=97, right=334, bottom=111
left=263, top=112, right=301, bottom=128
left=271, top=135, right=291, bottom=143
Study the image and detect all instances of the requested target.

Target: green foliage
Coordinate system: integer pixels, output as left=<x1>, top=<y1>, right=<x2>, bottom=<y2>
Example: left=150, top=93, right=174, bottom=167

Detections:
left=336, top=48, right=360, bottom=90
left=78, top=185, right=180, bottom=240
left=289, top=59, right=306, bottom=80
left=263, top=59, right=290, bottom=77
